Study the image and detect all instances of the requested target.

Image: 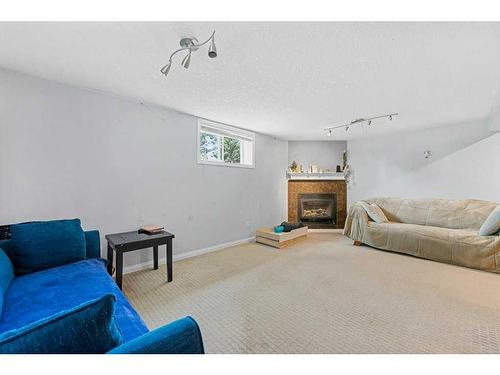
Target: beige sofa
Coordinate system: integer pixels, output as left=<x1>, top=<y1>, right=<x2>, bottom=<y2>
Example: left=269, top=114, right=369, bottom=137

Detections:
left=344, top=197, right=500, bottom=273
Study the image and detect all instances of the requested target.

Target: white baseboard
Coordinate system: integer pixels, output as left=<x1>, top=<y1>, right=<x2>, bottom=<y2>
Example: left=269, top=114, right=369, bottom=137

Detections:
left=122, top=236, right=255, bottom=275
left=308, top=228, right=344, bottom=233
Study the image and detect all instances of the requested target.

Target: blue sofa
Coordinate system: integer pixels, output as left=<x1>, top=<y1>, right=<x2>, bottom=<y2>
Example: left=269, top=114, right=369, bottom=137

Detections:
left=0, top=219, right=204, bottom=354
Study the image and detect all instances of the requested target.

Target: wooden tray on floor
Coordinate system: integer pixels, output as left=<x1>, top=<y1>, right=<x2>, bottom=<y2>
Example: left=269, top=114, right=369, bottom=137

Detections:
left=256, top=226, right=308, bottom=248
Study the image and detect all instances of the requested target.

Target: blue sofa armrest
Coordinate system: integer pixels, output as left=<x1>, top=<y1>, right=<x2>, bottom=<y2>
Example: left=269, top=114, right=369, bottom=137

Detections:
left=0, top=239, right=12, bottom=259
left=84, top=230, right=101, bottom=259
left=107, top=316, right=204, bottom=354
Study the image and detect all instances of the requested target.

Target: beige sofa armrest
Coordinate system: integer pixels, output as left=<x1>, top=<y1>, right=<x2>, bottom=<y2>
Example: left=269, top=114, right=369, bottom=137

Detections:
left=343, top=202, right=370, bottom=240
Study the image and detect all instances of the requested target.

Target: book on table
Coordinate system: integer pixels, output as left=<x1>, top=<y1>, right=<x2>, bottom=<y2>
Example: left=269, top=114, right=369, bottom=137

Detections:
left=139, top=225, right=165, bottom=234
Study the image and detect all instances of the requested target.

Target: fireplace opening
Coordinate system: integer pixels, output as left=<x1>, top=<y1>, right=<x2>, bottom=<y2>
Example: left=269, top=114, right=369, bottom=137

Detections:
left=297, top=193, right=337, bottom=228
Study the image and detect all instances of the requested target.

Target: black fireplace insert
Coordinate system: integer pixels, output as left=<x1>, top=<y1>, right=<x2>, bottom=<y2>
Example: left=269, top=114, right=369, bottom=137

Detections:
left=297, top=193, right=337, bottom=228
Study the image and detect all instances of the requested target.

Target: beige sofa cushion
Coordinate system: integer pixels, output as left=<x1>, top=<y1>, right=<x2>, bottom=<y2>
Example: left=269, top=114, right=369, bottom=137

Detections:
left=479, top=205, right=500, bottom=236
left=358, top=202, right=389, bottom=223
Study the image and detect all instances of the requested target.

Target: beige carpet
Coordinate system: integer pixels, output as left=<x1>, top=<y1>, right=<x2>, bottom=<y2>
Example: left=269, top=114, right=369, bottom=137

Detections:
left=124, top=234, right=500, bottom=353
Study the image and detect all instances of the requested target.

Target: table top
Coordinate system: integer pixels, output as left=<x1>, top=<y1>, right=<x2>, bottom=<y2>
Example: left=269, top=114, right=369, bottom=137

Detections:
left=105, top=230, right=175, bottom=247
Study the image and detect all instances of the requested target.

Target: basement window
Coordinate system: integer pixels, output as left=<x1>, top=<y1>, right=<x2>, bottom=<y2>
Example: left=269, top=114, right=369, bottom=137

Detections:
left=197, top=119, right=255, bottom=168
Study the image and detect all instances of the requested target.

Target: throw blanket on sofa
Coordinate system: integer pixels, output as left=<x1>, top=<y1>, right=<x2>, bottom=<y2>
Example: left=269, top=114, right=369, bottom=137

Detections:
left=344, top=197, right=500, bottom=273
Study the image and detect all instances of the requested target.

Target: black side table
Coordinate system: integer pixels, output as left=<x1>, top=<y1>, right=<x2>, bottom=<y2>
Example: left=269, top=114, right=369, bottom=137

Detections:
left=105, top=230, right=175, bottom=290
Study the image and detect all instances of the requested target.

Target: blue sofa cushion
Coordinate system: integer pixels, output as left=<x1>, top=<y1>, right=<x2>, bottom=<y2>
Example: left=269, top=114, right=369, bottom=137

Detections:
left=10, top=219, right=87, bottom=275
left=108, top=316, right=204, bottom=354
left=0, top=294, right=123, bottom=354
left=0, top=258, right=148, bottom=342
left=0, top=248, right=14, bottom=319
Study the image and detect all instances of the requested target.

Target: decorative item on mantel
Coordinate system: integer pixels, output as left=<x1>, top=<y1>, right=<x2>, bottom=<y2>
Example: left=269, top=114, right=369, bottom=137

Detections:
left=309, top=165, right=319, bottom=173
left=342, top=150, right=352, bottom=184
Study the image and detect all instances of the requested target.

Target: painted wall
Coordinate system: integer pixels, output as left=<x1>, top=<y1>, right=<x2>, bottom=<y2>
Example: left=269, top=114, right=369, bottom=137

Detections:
left=490, top=107, right=500, bottom=131
left=288, top=141, right=346, bottom=172
left=0, top=68, right=288, bottom=268
left=347, top=120, right=498, bottom=205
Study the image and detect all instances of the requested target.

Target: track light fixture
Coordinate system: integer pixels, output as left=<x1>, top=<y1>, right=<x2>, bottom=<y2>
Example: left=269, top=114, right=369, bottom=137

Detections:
left=160, top=30, right=217, bottom=78
left=324, top=113, right=398, bottom=136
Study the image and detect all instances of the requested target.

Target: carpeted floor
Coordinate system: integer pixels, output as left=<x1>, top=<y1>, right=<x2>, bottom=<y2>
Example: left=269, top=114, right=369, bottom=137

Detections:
left=124, top=234, right=500, bottom=353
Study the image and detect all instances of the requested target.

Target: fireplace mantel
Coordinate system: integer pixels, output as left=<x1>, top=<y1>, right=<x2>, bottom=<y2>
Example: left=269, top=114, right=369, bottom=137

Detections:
left=286, top=172, right=345, bottom=181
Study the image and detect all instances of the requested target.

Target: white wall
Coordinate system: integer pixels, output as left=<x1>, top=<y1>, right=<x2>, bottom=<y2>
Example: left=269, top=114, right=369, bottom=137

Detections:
left=0, top=68, right=288, bottom=268
left=490, top=107, right=500, bottom=131
left=347, top=120, right=498, bottom=205
left=288, top=141, right=346, bottom=171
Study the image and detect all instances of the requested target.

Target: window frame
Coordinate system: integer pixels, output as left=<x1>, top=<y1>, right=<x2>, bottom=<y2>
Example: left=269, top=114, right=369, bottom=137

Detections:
left=197, top=119, right=256, bottom=169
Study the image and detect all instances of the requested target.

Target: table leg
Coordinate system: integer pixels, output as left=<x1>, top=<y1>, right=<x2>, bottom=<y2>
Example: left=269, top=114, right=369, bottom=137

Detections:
left=116, top=251, right=123, bottom=290
left=107, top=243, right=114, bottom=275
left=167, top=238, right=173, bottom=282
left=153, top=245, right=158, bottom=270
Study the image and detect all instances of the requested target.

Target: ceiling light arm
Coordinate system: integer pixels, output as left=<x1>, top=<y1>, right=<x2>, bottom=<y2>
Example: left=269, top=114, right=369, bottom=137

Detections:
left=193, top=30, right=216, bottom=49
left=324, top=112, right=399, bottom=133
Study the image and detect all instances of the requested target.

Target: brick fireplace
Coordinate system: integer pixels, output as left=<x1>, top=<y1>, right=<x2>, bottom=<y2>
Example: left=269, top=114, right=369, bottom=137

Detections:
left=288, top=180, right=347, bottom=229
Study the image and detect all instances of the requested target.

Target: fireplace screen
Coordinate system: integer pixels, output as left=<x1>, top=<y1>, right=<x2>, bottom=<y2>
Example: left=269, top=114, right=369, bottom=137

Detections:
left=298, top=193, right=337, bottom=226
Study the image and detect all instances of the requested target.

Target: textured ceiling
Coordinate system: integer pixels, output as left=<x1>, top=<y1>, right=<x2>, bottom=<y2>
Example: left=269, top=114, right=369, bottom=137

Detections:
left=1, top=22, right=500, bottom=140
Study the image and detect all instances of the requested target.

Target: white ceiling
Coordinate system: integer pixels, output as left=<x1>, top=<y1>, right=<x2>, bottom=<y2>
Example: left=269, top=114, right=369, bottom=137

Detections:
left=1, top=22, right=500, bottom=140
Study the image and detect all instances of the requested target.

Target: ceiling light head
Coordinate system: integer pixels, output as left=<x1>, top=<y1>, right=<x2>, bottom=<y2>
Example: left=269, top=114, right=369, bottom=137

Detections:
left=208, top=38, right=217, bottom=58
left=368, top=120, right=372, bottom=126
left=345, top=125, right=349, bottom=132
left=327, top=129, right=332, bottom=136
left=160, top=62, right=171, bottom=77
left=181, top=51, right=192, bottom=69
left=389, top=115, right=393, bottom=121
